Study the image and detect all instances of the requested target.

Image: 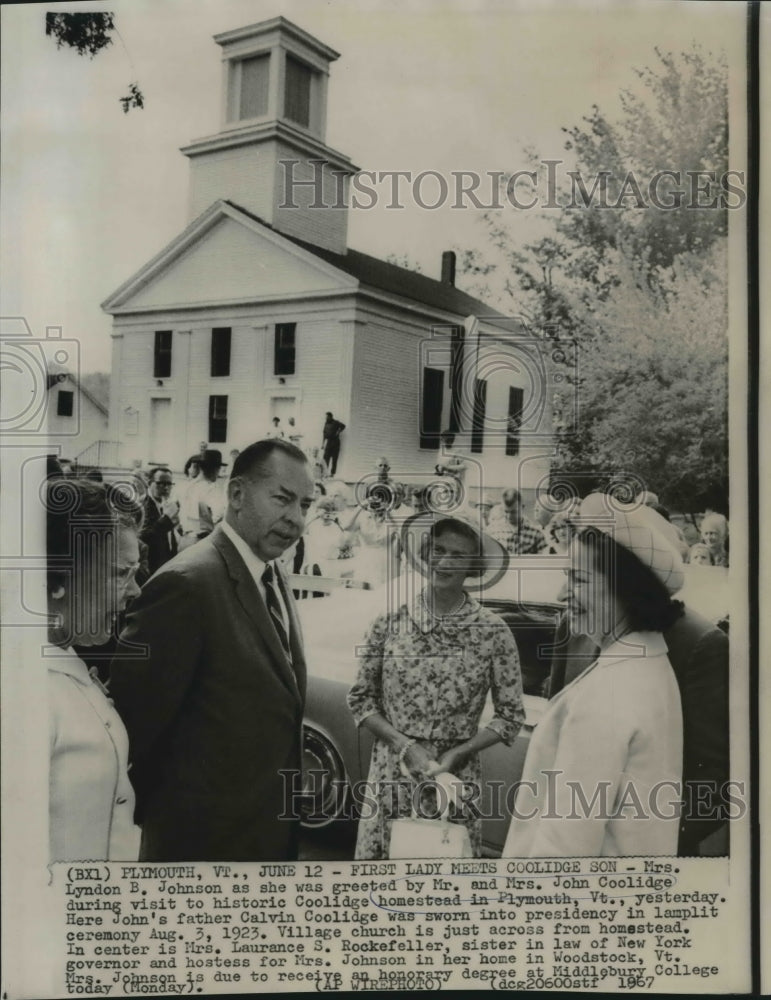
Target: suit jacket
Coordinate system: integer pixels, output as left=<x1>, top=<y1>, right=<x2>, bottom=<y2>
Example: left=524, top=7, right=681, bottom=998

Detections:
left=140, top=496, right=178, bottom=577
left=547, top=605, right=729, bottom=855
left=109, top=526, right=307, bottom=861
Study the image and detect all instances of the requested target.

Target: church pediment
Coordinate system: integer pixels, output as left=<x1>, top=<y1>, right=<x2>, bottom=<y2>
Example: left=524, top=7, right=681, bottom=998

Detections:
left=101, top=201, right=357, bottom=313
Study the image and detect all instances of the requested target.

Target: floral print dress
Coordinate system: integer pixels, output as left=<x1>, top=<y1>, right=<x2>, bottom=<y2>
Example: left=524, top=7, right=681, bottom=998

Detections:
left=347, top=590, right=525, bottom=858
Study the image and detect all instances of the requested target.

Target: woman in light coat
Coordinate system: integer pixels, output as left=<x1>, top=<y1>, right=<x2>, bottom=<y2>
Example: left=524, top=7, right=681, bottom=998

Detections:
left=47, top=478, right=143, bottom=861
left=504, top=493, right=686, bottom=857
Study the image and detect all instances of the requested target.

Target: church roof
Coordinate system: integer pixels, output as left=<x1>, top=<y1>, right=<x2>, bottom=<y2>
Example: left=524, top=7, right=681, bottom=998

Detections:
left=46, top=365, right=109, bottom=416
left=102, top=198, right=527, bottom=336
left=226, top=201, right=525, bottom=331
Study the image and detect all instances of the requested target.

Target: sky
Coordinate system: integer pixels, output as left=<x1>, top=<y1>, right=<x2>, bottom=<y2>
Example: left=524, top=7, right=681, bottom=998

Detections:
left=1, top=0, right=747, bottom=372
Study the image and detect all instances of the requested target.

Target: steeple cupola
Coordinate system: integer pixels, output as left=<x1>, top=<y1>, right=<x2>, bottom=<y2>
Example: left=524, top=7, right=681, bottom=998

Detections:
left=181, top=16, right=356, bottom=253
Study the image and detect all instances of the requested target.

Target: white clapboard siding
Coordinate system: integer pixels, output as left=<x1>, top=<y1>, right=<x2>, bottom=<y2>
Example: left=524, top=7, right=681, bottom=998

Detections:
left=347, top=320, right=433, bottom=480
left=188, top=145, right=276, bottom=223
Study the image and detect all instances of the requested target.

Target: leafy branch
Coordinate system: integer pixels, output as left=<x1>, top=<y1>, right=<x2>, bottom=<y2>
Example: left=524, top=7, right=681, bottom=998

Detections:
left=45, top=11, right=145, bottom=113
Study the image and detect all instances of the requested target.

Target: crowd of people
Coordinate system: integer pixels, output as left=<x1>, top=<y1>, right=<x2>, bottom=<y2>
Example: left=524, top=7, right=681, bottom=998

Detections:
left=44, top=436, right=730, bottom=865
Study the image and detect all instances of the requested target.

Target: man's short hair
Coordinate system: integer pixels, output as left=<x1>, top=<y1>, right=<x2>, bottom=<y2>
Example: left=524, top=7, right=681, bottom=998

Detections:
left=149, top=466, right=172, bottom=482
left=502, top=488, right=522, bottom=507
left=231, top=439, right=307, bottom=480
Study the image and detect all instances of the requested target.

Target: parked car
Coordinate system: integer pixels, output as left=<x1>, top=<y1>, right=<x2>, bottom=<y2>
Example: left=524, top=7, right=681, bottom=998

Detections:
left=295, top=558, right=729, bottom=857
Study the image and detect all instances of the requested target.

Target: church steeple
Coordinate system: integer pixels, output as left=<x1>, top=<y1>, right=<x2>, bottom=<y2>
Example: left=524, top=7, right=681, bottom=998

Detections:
left=181, top=17, right=356, bottom=254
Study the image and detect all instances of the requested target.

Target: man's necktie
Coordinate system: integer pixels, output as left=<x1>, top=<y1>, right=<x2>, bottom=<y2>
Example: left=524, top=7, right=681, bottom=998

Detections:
left=261, top=564, right=291, bottom=658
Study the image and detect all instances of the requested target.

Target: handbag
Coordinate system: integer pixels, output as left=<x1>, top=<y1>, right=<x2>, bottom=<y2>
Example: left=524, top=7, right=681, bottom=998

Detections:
left=388, top=774, right=473, bottom=859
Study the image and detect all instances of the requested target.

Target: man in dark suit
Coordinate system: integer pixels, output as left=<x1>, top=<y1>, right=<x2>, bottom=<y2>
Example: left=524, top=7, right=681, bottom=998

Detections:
left=110, top=440, right=315, bottom=861
left=140, top=467, right=179, bottom=577
left=546, top=604, right=729, bottom=856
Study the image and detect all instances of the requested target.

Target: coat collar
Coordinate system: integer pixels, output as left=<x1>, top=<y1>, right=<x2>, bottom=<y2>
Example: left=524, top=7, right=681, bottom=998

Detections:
left=406, top=587, right=483, bottom=637
left=210, top=526, right=303, bottom=702
left=551, top=630, right=669, bottom=704
left=595, top=630, right=668, bottom=666
left=46, top=646, right=94, bottom=685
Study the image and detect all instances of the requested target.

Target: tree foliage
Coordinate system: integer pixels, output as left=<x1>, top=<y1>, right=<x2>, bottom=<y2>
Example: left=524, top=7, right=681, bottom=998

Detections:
left=45, top=12, right=115, bottom=57
left=45, top=11, right=145, bottom=113
left=119, top=82, right=145, bottom=114
left=554, top=242, right=728, bottom=513
left=386, top=253, right=422, bottom=273
left=457, top=44, right=730, bottom=513
left=559, top=46, right=729, bottom=276
left=463, top=46, right=729, bottom=308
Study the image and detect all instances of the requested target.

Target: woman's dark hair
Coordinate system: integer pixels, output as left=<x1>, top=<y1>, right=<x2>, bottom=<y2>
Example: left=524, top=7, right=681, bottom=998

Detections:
left=184, top=454, right=200, bottom=476
left=314, top=480, right=327, bottom=496
left=46, top=479, right=143, bottom=593
left=419, top=518, right=486, bottom=577
left=576, top=526, right=684, bottom=633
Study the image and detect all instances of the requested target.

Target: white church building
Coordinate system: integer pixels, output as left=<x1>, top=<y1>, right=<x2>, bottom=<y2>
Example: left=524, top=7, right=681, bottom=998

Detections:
left=102, top=17, right=554, bottom=495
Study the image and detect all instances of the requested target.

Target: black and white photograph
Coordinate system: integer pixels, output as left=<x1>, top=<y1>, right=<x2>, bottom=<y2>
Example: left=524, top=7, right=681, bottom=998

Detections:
left=1, top=0, right=762, bottom=995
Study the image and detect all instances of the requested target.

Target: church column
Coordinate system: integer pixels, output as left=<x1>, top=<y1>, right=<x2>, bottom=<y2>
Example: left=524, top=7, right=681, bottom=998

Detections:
left=175, top=329, right=192, bottom=466
left=108, top=332, right=124, bottom=443
left=335, top=317, right=358, bottom=479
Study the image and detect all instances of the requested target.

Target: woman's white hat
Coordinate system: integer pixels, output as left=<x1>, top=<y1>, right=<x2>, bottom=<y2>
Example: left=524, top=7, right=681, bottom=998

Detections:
left=400, top=511, right=509, bottom=592
left=572, top=492, right=685, bottom=595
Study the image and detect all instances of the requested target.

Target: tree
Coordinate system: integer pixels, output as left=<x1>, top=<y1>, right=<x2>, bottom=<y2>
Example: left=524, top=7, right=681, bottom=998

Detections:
left=459, top=45, right=729, bottom=312
left=456, top=44, right=730, bottom=512
left=45, top=12, right=115, bottom=56
left=559, top=46, right=729, bottom=278
left=385, top=253, right=422, bottom=273
left=45, top=12, right=144, bottom=113
left=553, top=241, right=728, bottom=514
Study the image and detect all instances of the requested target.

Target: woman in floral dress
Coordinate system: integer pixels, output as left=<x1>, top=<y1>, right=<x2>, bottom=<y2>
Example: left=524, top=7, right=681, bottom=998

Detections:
left=347, top=516, right=525, bottom=858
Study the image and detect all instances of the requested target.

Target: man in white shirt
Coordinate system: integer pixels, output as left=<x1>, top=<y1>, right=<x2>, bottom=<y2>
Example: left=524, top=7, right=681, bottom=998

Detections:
left=267, top=417, right=285, bottom=439
left=180, top=449, right=226, bottom=540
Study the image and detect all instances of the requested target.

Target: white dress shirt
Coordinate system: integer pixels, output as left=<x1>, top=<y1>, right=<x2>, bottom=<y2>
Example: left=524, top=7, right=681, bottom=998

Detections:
left=220, top=520, right=290, bottom=636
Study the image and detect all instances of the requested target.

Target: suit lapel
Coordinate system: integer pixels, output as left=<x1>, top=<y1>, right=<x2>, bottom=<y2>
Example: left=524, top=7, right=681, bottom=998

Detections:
left=211, top=528, right=301, bottom=703
left=146, top=496, right=176, bottom=561
left=144, top=497, right=158, bottom=530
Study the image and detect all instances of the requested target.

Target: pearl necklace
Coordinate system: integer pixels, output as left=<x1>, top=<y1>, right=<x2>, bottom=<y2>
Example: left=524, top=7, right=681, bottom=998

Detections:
left=421, top=590, right=467, bottom=619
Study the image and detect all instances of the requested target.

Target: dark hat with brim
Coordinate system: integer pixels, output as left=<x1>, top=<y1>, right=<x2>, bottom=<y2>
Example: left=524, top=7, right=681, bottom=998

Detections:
left=200, top=449, right=225, bottom=469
